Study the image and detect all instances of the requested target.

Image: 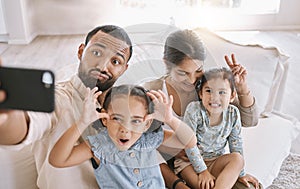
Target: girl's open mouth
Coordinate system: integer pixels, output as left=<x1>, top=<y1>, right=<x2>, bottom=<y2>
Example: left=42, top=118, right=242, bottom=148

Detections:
left=119, top=139, right=129, bottom=145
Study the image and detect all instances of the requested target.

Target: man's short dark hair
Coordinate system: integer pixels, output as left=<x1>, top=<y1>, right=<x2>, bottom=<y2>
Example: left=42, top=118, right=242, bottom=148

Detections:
left=85, top=25, right=133, bottom=61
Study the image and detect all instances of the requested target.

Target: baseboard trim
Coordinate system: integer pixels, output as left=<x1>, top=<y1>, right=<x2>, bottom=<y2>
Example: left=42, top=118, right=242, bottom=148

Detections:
left=8, top=32, right=38, bottom=44
left=0, top=34, right=8, bottom=42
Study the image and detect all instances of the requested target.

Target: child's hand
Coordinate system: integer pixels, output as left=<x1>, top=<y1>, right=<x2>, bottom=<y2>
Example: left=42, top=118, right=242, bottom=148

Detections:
left=145, top=90, right=174, bottom=124
left=77, top=87, right=109, bottom=132
left=197, top=169, right=215, bottom=189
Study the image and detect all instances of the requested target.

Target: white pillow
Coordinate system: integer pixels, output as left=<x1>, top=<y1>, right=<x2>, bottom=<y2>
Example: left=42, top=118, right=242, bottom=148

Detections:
left=241, top=114, right=300, bottom=187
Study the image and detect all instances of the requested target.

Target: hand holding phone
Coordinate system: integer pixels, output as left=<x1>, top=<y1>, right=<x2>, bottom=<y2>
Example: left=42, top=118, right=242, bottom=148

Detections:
left=0, top=59, right=5, bottom=103
left=0, top=89, right=5, bottom=102
left=0, top=67, right=55, bottom=112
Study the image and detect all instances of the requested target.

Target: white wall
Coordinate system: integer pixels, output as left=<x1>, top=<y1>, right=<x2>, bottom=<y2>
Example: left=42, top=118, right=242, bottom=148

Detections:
left=0, top=0, right=7, bottom=41
left=33, top=0, right=119, bottom=35
left=1, top=0, right=300, bottom=43
left=1, top=0, right=37, bottom=44
left=0, top=0, right=6, bottom=34
left=242, top=0, right=300, bottom=30
left=33, top=0, right=300, bottom=33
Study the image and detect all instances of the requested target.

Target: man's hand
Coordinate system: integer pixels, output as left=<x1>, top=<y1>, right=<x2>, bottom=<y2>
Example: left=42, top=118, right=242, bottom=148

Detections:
left=0, top=90, right=5, bottom=102
left=0, top=111, right=8, bottom=126
left=0, top=89, right=8, bottom=126
left=0, top=58, right=8, bottom=126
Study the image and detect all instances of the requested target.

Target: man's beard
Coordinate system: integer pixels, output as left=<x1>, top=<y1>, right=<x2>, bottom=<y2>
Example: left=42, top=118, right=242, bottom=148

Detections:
left=78, top=69, right=116, bottom=92
left=95, top=79, right=116, bottom=91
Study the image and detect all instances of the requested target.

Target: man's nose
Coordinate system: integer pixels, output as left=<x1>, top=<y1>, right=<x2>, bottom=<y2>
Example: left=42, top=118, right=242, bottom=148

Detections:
left=97, top=59, right=110, bottom=72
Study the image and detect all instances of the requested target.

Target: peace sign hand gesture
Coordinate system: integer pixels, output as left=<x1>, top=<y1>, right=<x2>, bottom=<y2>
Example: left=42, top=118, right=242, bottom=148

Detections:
left=225, top=54, right=249, bottom=94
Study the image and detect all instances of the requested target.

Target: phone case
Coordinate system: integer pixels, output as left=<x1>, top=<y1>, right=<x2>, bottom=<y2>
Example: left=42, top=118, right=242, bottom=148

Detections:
left=0, top=67, right=55, bottom=112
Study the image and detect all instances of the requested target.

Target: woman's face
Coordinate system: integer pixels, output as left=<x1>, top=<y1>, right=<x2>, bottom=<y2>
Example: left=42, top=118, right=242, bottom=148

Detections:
left=168, top=58, right=204, bottom=92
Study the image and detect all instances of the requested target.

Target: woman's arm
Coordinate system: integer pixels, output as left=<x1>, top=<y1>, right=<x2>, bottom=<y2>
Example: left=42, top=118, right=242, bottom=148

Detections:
left=225, top=54, right=254, bottom=107
left=232, top=97, right=258, bottom=127
left=225, top=54, right=259, bottom=126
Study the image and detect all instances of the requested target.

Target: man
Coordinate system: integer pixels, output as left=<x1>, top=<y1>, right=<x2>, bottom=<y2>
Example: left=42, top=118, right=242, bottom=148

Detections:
left=0, top=25, right=132, bottom=189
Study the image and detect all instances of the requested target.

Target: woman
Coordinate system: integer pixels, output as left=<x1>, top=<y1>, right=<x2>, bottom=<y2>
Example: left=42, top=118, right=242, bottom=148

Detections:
left=143, top=29, right=261, bottom=189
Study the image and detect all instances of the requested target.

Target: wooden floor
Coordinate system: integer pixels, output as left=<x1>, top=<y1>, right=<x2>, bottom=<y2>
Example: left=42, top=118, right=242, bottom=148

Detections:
left=0, top=35, right=85, bottom=82
left=0, top=42, right=8, bottom=54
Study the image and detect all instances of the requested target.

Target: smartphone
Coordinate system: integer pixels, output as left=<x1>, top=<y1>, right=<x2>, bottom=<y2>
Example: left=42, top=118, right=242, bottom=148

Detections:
left=0, top=67, right=55, bottom=112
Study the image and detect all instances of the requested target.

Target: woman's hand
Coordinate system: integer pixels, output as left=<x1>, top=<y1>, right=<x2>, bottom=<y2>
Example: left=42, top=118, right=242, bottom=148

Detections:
left=225, top=54, right=249, bottom=94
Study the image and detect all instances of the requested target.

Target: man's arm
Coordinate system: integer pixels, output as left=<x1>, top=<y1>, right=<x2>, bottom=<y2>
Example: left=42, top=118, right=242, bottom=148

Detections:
left=0, top=110, right=29, bottom=145
left=0, top=57, right=30, bottom=145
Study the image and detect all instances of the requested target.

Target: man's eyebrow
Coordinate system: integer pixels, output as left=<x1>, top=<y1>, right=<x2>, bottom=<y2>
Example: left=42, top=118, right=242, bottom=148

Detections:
left=116, top=52, right=125, bottom=62
left=92, top=43, right=126, bottom=62
left=92, top=43, right=106, bottom=49
left=197, top=65, right=203, bottom=71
